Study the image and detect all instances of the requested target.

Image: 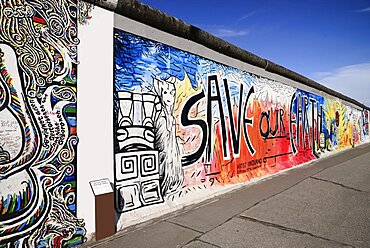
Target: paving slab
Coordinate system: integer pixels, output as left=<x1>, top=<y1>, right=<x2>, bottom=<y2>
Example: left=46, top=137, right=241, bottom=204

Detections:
left=168, top=144, right=370, bottom=233
left=242, top=178, right=370, bottom=247
left=199, top=217, right=341, bottom=248
left=314, top=151, right=370, bottom=192
left=89, top=221, right=201, bottom=248
left=182, top=240, right=219, bottom=248
left=168, top=173, right=302, bottom=233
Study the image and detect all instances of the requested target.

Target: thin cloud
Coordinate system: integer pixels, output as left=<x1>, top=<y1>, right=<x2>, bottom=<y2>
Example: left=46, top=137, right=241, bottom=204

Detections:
left=238, top=10, right=260, bottom=22
left=200, top=25, right=249, bottom=38
left=355, top=7, right=370, bottom=12
left=313, top=63, right=370, bottom=107
left=211, top=28, right=249, bottom=38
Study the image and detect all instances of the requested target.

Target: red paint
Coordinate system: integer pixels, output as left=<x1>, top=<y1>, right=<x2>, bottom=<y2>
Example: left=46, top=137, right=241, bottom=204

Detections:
left=32, top=16, right=47, bottom=25
left=202, top=98, right=316, bottom=186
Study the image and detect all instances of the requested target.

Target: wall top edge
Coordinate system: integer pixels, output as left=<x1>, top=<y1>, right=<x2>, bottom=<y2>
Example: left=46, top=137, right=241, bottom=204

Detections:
left=85, top=0, right=118, bottom=10
left=83, top=0, right=370, bottom=111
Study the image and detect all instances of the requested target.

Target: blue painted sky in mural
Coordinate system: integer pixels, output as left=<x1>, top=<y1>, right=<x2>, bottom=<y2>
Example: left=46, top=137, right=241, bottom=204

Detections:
left=114, top=29, right=253, bottom=99
left=138, top=0, right=370, bottom=107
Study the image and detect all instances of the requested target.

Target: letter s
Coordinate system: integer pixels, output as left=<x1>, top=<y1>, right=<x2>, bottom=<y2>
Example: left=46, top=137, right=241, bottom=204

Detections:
left=181, top=91, right=208, bottom=166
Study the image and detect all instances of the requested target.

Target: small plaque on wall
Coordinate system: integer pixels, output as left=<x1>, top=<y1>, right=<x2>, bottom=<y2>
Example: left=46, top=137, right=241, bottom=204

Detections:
left=89, top=178, right=113, bottom=196
left=89, top=178, right=115, bottom=240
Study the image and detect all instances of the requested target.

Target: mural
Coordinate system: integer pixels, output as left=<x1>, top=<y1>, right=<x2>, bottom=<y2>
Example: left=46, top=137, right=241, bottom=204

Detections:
left=0, top=0, right=85, bottom=247
left=114, top=29, right=369, bottom=213
left=362, top=109, right=369, bottom=141
left=78, top=1, right=94, bottom=25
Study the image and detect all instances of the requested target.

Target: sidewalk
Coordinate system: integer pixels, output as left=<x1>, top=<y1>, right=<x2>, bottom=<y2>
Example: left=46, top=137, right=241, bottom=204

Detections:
left=81, top=143, right=370, bottom=248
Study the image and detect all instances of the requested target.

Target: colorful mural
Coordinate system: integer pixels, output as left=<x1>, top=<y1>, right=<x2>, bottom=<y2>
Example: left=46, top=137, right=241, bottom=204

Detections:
left=113, top=29, right=370, bottom=213
left=0, top=0, right=85, bottom=247
left=78, top=1, right=94, bottom=25
left=362, top=109, right=369, bottom=142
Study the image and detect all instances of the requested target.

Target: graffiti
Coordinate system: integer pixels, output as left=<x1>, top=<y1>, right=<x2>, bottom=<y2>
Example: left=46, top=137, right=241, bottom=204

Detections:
left=0, top=0, right=85, bottom=247
left=180, top=75, right=255, bottom=165
left=290, top=90, right=325, bottom=158
left=113, top=29, right=369, bottom=214
left=259, top=108, right=286, bottom=140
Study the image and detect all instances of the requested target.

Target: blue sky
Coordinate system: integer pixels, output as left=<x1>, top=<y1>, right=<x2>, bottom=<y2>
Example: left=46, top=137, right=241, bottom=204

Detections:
left=138, top=0, right=370, bottom=106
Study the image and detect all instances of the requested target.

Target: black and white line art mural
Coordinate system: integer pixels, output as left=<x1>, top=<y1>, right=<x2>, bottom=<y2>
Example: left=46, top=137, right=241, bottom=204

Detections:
left=114, top=90, right=164, bottom=212
left=114, top=78, right=184, bottom=213
left=152, top=78, right=184, bottom=196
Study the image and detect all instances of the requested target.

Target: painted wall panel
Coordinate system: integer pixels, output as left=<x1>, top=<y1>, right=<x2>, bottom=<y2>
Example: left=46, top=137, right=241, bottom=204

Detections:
left=113, top=29, right=369, bottom=230
left=363, top=109, right=370, bottom=142
left=0, top=0, right=85, bottom=246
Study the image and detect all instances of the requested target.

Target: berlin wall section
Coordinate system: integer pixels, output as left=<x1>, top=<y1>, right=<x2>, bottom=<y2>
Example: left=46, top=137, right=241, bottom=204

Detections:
left=0, top=1, right=370, bottom=247
left=0, top=1, right=114, bottom=246
left=111, top=13, right=370, bottom=233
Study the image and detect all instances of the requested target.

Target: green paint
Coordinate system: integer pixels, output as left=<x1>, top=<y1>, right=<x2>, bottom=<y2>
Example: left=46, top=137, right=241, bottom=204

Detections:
left=64, top=107, right=76, bottom=114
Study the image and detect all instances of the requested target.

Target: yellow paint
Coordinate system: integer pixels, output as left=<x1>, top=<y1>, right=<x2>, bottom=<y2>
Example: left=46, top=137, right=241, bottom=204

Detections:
left=324, top=99, right=359, bottom=148
left=173, top=72, right=201, bottom=114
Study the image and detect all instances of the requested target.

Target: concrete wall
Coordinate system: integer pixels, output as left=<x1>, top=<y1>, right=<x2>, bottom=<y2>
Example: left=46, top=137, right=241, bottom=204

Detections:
left=111, top=13, right=370, bottom=233
left=77, top=5, right=114, bottom=242
left=0, top=1, right=369, bottom=247
left=0, top=0, right=85, bottom=246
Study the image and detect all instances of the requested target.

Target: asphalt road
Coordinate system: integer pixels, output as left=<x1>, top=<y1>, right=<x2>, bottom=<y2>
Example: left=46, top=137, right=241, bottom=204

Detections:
left=81, top=143, right=370, bottom=248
